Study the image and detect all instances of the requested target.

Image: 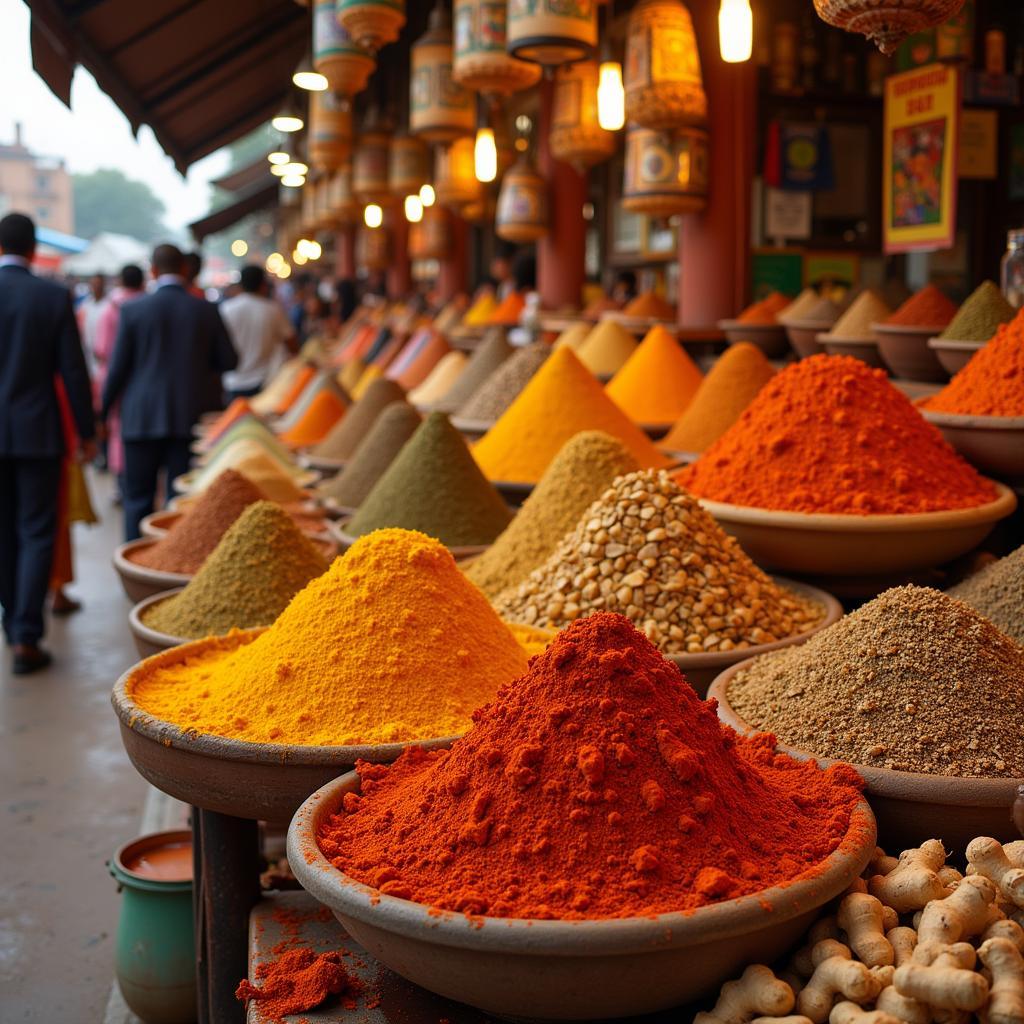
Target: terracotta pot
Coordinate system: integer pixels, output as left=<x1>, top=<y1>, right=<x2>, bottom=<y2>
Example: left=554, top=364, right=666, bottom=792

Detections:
left=452, top=0, right=541, bottom=94
left=434, top=136, right=483, bottom=210
left=496, top=153, right=547, bottom=243
left=336, top=0, right=406, bottom=52
left=506, top=0, right=598, bottom=66
left=624, top=0, right=707, bottom=130
left=312, top=0, right=374, bottom=95
left=388, top=134, right=430, bottom=199
left=622, top=126, right=708, bottom=217
left=308, top=90, right=353, bottom=171
left=813, top=0, right=965, bottom=54
left=550, top=59, right=616, bottom=171
left=410, top=3, right=475, bottom=144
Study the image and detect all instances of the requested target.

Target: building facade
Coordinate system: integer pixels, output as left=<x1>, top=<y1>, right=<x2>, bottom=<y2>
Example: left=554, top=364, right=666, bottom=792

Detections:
left=0, top=123, right=74, bottom=233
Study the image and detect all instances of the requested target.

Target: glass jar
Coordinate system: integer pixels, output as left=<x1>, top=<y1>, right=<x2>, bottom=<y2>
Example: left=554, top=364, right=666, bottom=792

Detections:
left=1001, top=229, right=1024, bottom=308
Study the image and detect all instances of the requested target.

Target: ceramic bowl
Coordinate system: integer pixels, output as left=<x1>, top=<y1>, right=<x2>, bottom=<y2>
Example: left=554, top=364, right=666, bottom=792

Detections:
left=718, top=320, right=790, bottom=359
left=666, top=577, right=842, bottom=697
left=927, top=337, right=985, bottom=376
left=110, top=637, right=457, bottom=826
left=710, top=662, right=1022, bottom=851
left=128, top=589, right=189, bottom=659
left=330, top=518, right=489, bottom=563
left=871, top=323, right=949, bottom=382
left=112, top=539, right=191, bottom=603
left=783, top=320, right=831, bottom=359
left=287, top=771, right=875, bottom=1020
left=698, top=484, right=1016, bottom=579
left=819, top=333, right=887, bottom=369
left=138, top=510, right=181, bottom=539
left=919, top=409, right=1024, bottom=478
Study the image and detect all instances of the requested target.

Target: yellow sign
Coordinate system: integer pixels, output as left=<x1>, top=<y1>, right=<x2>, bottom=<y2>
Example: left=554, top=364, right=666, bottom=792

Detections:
left=883, top=63, right=960, bottom=253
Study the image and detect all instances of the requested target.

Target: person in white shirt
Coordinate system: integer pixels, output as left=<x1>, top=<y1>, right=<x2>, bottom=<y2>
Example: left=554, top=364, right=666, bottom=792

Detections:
left=219, top=266, right=296, bottom=404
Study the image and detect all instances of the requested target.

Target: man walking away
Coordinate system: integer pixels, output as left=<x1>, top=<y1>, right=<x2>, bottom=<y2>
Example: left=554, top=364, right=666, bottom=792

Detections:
left=102, top=244, right=237, bottom=541
left=220, top=265, right=296, bottom=404
left=0, top=213, right=96, bottom=674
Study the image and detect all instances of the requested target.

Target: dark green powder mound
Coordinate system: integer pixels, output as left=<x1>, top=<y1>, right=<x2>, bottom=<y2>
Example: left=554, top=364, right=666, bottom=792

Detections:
left=141, top=501, right=330, bottom=639
left=310, top=377, right=406, bottom=461
left=347, top=412, right=513, bottom=547
left=456, top=341, right=551, bottom=423
left=433, top=327, right=513, bottom=414
left=317, top=401, right=422, bottom=510
left=939, top=281, right=1015, bottom=342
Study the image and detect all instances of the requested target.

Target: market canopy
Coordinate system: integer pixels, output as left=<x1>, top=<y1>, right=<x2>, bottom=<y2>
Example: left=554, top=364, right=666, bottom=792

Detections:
left=62, top=231, right=150, bottom=275
left=25, top=0, right=308, bottom=173
left=189, top=181, right=278, bottom=242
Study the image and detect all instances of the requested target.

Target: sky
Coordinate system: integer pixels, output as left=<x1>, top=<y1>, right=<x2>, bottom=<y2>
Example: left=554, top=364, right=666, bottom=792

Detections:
left=0, top=0, right=229, bottom=234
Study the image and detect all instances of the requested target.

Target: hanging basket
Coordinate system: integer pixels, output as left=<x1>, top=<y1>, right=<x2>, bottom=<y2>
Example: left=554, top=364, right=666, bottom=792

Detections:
left=336, top=0, right=406, bottom=53
left=357, top=224, right=390, bottom=270
left=506, top=0, right=598, bottom=66
left=352, top=130, right=393, bottom=206
left=452, top=0, right=541, bottom=94
left=388, top=134, right=431, bottom=198
left=622, top=125, right=709, bottom=217
left=313, top=0, right=375, bottom=95
left=496, top=153, right=548, bottom=242
left=550, top=59, right=616, bottom=171
left=434, top=137, right=483, bottom=210
left=308, top=90, right=353, bottom=171
left=624, top=0, right=707, bottom=131
left=411, top=4, right=475, bottom=144
left=813, top=0, right=965, bottom=54
left=328, top=164, right=360, bottom=224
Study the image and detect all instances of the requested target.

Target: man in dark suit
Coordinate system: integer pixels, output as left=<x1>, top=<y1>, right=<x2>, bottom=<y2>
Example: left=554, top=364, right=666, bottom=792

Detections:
left=102, top=244, right=237, bottom=541
left=0, top=213, right=96, bottom=674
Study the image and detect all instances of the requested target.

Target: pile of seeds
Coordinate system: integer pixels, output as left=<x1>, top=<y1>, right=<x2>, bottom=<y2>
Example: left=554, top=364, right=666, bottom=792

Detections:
left=466, top=431, right=640, bottom=599
left=948, top=544, right=1024, bottom=645
left=939, top=280, right=1015, bottom=341
left=456, top=342, right=550, bottom=423
left=824, top=290, right=891, bottom=340
left=493, top=469, right=824, bottom=654
left=141, top=502, right=330, bottom=639
left=726, top=585, right=1024, bottom=777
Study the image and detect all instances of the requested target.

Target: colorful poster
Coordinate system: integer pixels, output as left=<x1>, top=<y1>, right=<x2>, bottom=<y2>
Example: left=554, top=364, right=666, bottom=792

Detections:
left=883, top=63, right=960, bottom=253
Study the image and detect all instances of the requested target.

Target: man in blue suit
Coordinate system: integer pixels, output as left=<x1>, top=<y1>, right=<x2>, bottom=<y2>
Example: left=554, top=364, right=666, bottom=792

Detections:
left=0, top=213, right=96, bottom=674
left=102, top=244, right=237, bottom=541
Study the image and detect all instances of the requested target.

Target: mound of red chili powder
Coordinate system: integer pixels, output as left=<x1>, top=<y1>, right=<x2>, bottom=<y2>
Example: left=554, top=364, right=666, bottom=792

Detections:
left=236, top=948, right=356, bottom=1022
left=317, top=613, right=867, bottom=920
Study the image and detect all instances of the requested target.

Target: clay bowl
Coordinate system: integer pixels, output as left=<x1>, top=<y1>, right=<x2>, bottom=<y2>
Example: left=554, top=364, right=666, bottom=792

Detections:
left=320, top=496, right=357, bottom=519
left=139, top=510, right=181, bottom=539
left=112, top=539, right=192, bottom=603
left=919, top=409, right=1024, bottom=479
left=288, top=771, right=875, bottom=1020
left=666, top=577, right=842, bottom=697
left=298, top=452, right=346, bottom=474
left=718, top=320, right=790, bottom=359
left=493, top=480, right=535, bottom=507
left=111, top=635, right=458, bottom=826
left=698, top=484, right=1016, bottom=578
left=640, top=422, right=673, bottom=440
left=449, top=416, right=493, bottom=443
left=128, top=589, right=189, bottom=659
left=871, top=323, right=949, bottom=382
left=819, top=333, right=887, bottom=369
left=710, top=662, right=1022, bottom=851
left=927, top=337, right=985, bottom=376
left=783, top=320, right=831, bottom=359
left=330, top=518, right=489, bottom=563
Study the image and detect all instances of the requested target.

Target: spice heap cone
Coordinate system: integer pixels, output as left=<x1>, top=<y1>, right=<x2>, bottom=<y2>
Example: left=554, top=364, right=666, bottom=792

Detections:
left=317, top=402, right=422, bottom=510
left=279, top=390, right=347, bottom=447
left=250, top=359, right=303, bottom=415
left=128, top=529, right=535, bottom=746
left=192, top=438, right=304, bottom=491
left=824, top=290, right=891, bottom=340
left=352, top=364, right=383, bottom=399
left=347, top=413, right=512, bottom=547
left=276, top=372, right=349, bottom=435
left=310, top=378, right=406, bottom=462
left=201, top=418, right=294, bottom=467
left=623, top=291, right=675, bottom=319
left=778, top=288, right=820, bottom=322
left=494, top=469, right=823, bottom=653
left=273, top=364, right=317, bottom=416
left=938, top=281, right=1015, bottom=342
left=727, top=586, right=1024, bottom=777
left=318, top=612, right=865, bottom=919
left=576, top=320, right=638, bottom=377
left=737, top=291, right=791, bottom=325
left=393, top=333, right=450, bottom=391
left=606, top=325, right=703, bottom=425
left=948, top=544, right=1024, bottom=644
left=923, top=308, right=1024, bottom=416
left=408, top=351, right=468, bottom=407
left=141, top=501, right=330, bottom=639
left=552, top=322, right=590, bottom=352
left=466, top=431, right=640, bottom=599
left=455, top=342, right=550, bottom=424
left=339, top=358, right=366, bottom=395
left=199, top=398, right=252, bottom=449
left=200, top=448, right=306, bottom=503
left=132, top=469, right=266, bottom=574
left=660, top=342, right=775, bottom=453
left=884, top=284, right=957, bottom=328
left=473, top=347, right=669, bottom=484
left=680, top=354, right=996, bottom=514
left=433, top=328, right=513, bottom=414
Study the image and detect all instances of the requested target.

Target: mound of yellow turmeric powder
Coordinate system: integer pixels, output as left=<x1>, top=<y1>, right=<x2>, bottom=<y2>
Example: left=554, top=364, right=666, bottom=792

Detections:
left=127, top=529, right=546, bottom=747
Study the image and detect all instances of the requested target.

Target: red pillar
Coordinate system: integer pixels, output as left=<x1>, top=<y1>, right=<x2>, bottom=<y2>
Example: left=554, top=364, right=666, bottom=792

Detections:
left=335, top=225, right=355, bottom=278
left=437, top=209, right=468, bottom=301
left=387, top=214, right=412, bottom=298
left=537, top=77, right=587, bottom=311
left=677, top=0, right=757, bottom=328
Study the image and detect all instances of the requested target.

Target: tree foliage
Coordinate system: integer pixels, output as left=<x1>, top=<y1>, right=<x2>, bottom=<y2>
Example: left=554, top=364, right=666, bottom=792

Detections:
left=72, top=168, right=167, bottom=241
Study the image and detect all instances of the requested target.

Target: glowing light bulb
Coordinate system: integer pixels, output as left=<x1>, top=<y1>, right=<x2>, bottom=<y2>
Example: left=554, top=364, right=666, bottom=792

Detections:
left=404, top=194, right=424, bottom=223
left=277, top=263, right=292, bottom=279
left=268, top=151, right=290, bottom=165
left=271, top=114, right=304, bottom=133
left=419, top=183, right=436, bottom=207
left=597, top=61, right=625, bottom=131
left=266, top=252, right=284, bottom=272
left=230, top=239, right=248, bottom=257
left=280, top=174, right=305, bottom=188
left=292, top=249, right=308, bottom=266
left=364, top=203, right=383, bottom=228
left=474, top=127, right=497, bottom=183
left=719, top=0, right=753, bottom=63
left=293, top=70, right=328, bottom=91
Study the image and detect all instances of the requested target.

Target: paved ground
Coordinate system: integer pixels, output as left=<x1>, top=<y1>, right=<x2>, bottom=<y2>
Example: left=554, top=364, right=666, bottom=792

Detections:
left=0, top=472, right=147, bottom=1021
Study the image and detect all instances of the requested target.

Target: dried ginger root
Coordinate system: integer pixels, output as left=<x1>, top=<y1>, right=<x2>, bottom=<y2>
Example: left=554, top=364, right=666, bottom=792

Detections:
left=895, top=941, right=989, bottom=1012
left=827, top=1002, right=901, bottom=1024
left=796, top=941, right=882, bottom=1024
left=979, top=937, right=1024, bottom=1024
left=694, top=965, right=796, bottom=1024
left=876, top=927, right=928, bottom=1024
left=838, top=894, right=894, bottom=968
left=985, top=919, right=1024, bottom=953
left=968, top=838, right=1024, bottom=910
left=915, top=875, right=997, bottom=950
left=792, top=920, right=843, bottom=978
left=869, top=840, right=950, bottom=913
left=869, top=848, right=899, bottom=877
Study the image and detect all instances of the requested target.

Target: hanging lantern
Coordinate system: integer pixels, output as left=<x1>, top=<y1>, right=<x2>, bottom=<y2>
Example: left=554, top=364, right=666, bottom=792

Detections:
left=357, top=223, right=390, bottom=270
left=622, top=125, right=708, bottom=217
left=313, top=0, right=374, bottom=94
left=495, top=153, right=547, bottom=242
left=308, top=90, right=353, bottom=170
left=434, top=137, right=483, bottom=210
left=506, top=0, right=597, bottom=66
left=453, top=0, right=541, bottom=94
left=352, top=125, right=393, bottom=206
left=327, top=163, right=360, bottom=224
left=301, top=181, right=319, bottom=232
left=624, top=0, right=707, bottom=130
left=409, top=205, right=451, bottom=260
left=313, top=174, right=336, bottom=229
left=410, top=3, right=475, bottom=144
left=388, top=134, right=430, bottom=199
left=336, top=0, right=406, bottom=53
left=813, top=0, right=964, bottom=54
left=550, top=59, right=616, bottom=171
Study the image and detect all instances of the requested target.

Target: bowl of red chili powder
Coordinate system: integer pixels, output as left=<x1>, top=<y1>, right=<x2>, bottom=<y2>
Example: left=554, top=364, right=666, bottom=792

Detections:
left=288, top=613, right=875, bottom=1019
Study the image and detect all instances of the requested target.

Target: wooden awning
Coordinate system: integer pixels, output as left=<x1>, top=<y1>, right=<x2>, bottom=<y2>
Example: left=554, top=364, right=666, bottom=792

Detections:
left=188, top=181, right=279, bottom=241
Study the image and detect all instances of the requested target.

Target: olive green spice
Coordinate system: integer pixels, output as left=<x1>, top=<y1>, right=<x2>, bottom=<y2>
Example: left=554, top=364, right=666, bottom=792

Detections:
left=939, top=281, right=1015, bottom=342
